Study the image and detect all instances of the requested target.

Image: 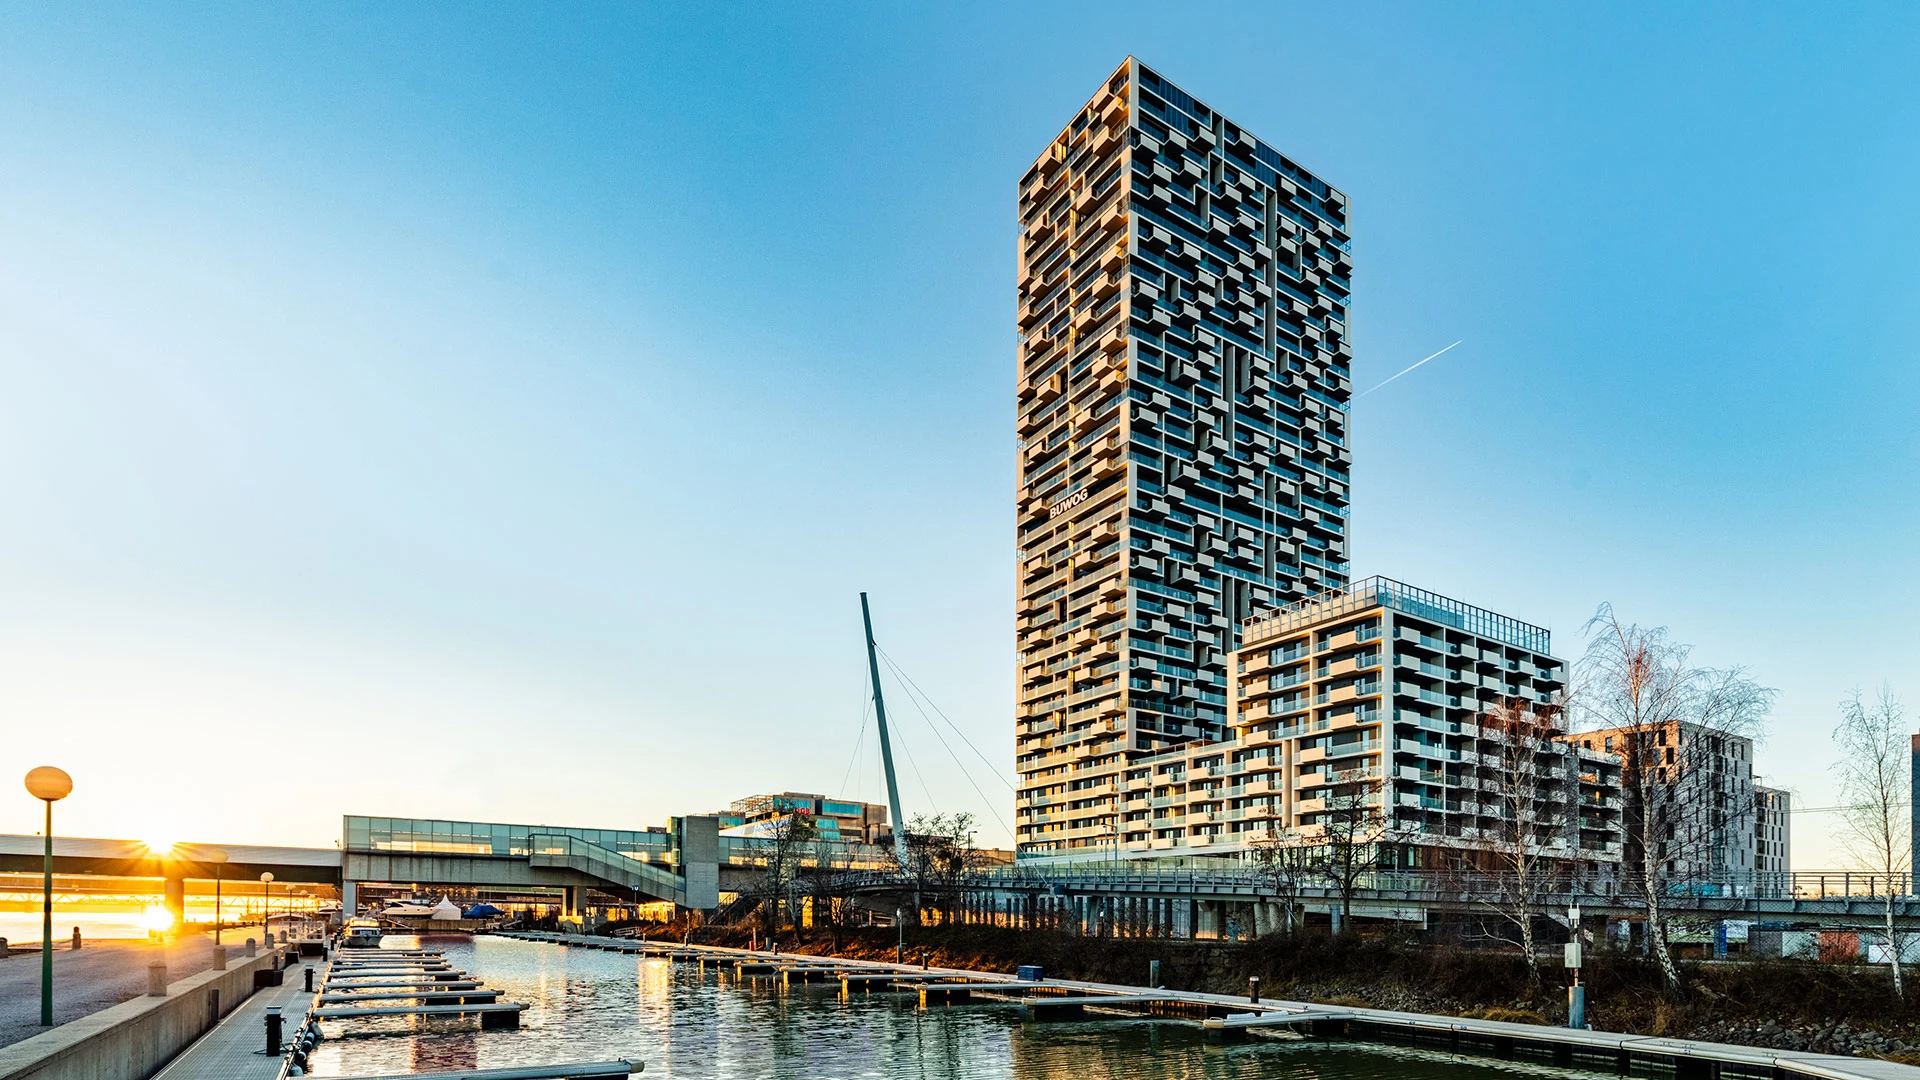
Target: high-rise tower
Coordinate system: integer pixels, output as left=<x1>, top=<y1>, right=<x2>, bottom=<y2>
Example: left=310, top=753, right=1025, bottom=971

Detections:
left=1014, top=59, right=1354, bottom=856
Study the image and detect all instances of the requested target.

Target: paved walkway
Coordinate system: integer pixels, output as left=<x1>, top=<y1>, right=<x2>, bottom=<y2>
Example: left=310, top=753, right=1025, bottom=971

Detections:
left=0, top=927, right=277, bottom=1050
left=152, top=960, right=317, bottom=1080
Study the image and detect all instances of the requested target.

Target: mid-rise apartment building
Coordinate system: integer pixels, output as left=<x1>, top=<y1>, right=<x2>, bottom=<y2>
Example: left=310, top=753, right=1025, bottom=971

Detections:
left=1572, top=722, right=1760, bottom=884
left=1015, top=58, right=1355, bottom=855
left=1753, top=782, right=1790, bottom=878
left=1097, top=577, right=1622, bottom=871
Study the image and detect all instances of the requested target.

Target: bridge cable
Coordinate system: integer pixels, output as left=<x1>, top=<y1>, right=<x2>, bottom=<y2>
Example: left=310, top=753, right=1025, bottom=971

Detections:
left=880, top=654, right=1018, bottom=842
left=880, top=677, right=939, bottom=819
left=838, top=687, right=872, bottom=801
left=873, top=644, right=1016, bottom=793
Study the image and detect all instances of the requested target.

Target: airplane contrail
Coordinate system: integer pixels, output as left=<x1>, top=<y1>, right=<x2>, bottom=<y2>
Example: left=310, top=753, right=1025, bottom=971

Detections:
left=1356, top=340, right=1463, bottom=398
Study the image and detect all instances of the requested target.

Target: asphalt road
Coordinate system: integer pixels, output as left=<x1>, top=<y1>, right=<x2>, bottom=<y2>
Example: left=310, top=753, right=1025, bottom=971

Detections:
left=0, top=930, right=266, bottom=1050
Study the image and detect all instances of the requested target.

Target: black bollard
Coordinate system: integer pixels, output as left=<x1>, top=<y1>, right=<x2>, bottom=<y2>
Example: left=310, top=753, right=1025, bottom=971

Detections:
left=1249, top=976, right=1261, bottom=1004
left=303, top=966, right=314, bottom=993
left=264, top=1006, right=283, bottom=1055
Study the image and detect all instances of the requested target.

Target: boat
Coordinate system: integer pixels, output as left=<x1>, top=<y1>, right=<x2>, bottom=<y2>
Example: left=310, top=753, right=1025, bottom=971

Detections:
left=380, top=902, right=436, bottom=918
left=342, top=918, right=382, bottom=948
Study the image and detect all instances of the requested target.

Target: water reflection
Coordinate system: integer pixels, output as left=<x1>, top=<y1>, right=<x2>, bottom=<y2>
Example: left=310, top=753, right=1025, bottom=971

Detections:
left=307, top=936, right=1612, bottom=1079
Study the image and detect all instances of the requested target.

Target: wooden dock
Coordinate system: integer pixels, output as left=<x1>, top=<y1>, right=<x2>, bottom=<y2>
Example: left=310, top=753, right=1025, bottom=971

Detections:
left=317, top=990, right=502, bottom=1005
left=311, top=1001, right=526, bottom=1029
left=311, top=946, right=528, bottom=1031
left=324, top=1063, right=642, bottom=1079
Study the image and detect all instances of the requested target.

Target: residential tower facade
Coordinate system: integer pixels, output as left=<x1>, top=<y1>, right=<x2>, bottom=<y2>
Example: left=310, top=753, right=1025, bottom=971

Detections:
left=1015, top=58, right=1355, bottom=856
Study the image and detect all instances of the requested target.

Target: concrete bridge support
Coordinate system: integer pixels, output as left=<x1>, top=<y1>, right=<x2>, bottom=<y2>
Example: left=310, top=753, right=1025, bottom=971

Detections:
left=341, top=880, right=357, bottom=919
left=163, top=872, right=186, bottom=926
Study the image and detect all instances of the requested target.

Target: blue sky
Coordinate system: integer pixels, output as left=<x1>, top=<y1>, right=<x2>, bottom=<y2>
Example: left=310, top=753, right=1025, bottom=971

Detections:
left=1, top=4, right=1914, bottom=861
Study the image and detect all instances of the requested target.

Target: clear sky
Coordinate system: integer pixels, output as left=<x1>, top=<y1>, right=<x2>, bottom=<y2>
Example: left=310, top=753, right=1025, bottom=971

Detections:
left=1, top=4, right=1914, bottom=863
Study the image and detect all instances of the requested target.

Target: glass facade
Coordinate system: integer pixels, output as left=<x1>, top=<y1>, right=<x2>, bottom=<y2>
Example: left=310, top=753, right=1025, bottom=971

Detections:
left=343, top=816, right=675, bottom=864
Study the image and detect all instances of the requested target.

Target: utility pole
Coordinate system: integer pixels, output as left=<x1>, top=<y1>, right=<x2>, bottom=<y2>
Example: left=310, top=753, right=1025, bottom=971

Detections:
left=861, top=593, right=911, bottom=870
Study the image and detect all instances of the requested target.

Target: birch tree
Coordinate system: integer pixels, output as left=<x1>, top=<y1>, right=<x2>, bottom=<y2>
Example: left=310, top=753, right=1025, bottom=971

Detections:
left=1833, top=685, right=1910, bottom=999
left=1473, top=696, right=1575, bottom=985
left=1248, top=828, right=1311, bottom=935
left=1579, top=605, right=1774, bottom=996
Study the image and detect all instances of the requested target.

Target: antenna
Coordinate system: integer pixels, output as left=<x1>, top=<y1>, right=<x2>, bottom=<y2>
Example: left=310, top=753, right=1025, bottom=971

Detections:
left=861, top=593, right=911, bottom=867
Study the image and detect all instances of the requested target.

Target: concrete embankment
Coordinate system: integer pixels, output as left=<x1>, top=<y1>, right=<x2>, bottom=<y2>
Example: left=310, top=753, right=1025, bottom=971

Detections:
left=0, top=947, right=286, bottom=1080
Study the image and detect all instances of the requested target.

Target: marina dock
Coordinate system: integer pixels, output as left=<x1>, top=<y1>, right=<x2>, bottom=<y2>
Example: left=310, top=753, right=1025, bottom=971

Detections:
left=499, top=930, right=1920, bottom=1080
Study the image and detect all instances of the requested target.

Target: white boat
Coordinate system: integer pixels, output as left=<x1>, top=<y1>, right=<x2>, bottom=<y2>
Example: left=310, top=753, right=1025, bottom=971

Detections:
left=342, top=918, right=382, bottom=948
left=381, top=902, right=436, bottom=917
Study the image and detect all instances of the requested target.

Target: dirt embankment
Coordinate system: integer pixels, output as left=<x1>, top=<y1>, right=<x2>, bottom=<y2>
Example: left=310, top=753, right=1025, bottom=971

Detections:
left=618, top=921, right=1920, bottom=1061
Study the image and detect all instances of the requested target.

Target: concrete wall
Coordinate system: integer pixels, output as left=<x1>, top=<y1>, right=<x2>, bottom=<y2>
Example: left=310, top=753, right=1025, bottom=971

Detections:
left=678, top=816, right=720, bottom=910
left=0, top=949, right=282, bottom=1080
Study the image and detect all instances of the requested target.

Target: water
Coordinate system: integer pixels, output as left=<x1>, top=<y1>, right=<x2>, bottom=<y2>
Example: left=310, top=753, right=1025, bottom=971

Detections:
left=0, top=911, right=156, bottom=945
left=308, top=936, right=1614, bottom=1079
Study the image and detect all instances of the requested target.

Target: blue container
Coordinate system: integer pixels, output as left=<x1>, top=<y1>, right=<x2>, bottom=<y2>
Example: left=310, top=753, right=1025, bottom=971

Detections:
left=1016, top=965, right=1044, bottom=981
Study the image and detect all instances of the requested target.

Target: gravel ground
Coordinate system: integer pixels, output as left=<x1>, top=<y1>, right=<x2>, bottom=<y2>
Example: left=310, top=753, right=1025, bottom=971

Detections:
left=0, top=931, right=263, bottom=1050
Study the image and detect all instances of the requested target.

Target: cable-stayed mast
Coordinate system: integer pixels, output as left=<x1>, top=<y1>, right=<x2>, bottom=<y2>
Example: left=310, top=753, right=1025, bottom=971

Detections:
left=861, top=592, right=911, bottom=867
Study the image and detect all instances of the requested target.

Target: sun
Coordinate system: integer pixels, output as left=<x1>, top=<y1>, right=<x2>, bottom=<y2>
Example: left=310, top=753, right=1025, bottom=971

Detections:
left=140, top=904, right=175, bottom=934
left=143, top=838, right=175, bottom=857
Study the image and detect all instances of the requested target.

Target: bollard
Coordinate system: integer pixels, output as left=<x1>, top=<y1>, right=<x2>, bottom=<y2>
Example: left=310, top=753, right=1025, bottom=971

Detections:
left=211, top=945, right=227, bottom=971
left=1150, top=959, right=1161, bottom=988
left=264, top=1007, right=283, bottom=1055
left=304, top=966, right=314, bottom=993
left=1249, top=976, right=1260, bottom=1005
left=245, top=938, right=257, bottom=958
left=72, top=928, right=82, bottom=951
left=1568, top=984, right=1586, bottom=1030
left=148, top=962, right=168, bottom=996
left=921, top=948, right=930, bottom=971
left=0, top=936, right=8, bottom=956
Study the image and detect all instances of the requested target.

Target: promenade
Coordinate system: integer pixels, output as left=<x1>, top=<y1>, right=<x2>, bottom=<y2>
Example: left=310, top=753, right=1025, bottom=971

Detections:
left=0, top=928, right=270, bottom=1050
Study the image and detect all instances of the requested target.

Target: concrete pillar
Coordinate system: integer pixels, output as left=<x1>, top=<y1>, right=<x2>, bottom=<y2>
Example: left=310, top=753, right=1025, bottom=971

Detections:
left=1252, top=901, right=1269, bottom=938
left=341, top=880, right=358, bottom=918
left=563, top=887, right=581, bottom=918
left=147, top=962, right=168, bottom=997
left=211, top=945, right=227, bottom=971
left=163, top=874, right=186, bottom=927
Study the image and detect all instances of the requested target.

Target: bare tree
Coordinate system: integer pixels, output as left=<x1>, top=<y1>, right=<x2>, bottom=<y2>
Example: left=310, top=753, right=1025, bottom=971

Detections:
left=1833, top=685, right=1910, bottom=999
left=1578, top=605, right=1775, bottom=996
left=1310, top=788, right=1385, bottom=933
left=900, top=812, right=983, bottom=924
left=1469, top=696, right=1577, bottom=985
left=747, top=812, right=818, bottom=936
left=804, top=837, right=864, bottom=950
left=1248, top=827, right=1311, bottom=935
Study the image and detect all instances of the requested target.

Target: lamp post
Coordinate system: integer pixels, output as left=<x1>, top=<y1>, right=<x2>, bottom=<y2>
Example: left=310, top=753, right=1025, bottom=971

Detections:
left=207, top=850, right=229, bottom=945
left=24, top=766, right=73, bottom=1027
left=260, top=873, right=274, bottom=942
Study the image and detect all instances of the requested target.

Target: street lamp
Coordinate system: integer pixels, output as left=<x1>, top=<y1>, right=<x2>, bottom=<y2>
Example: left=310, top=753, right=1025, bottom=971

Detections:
left=24, top=766, right=73, bottom=1027
left=207, top=850, right=229, bottom=945
left=260, top=873, right=274, bottom=942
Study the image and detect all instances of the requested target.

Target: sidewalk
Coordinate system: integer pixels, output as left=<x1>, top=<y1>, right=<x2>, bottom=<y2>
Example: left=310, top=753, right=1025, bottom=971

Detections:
left=152, top=956, right=318, bottom=1080
left=0, top=928, right=280, bottom=1050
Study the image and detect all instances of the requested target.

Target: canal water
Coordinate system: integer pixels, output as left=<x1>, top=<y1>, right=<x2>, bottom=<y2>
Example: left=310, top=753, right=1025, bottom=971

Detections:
left=308, top=935, right=1614, bottom=1079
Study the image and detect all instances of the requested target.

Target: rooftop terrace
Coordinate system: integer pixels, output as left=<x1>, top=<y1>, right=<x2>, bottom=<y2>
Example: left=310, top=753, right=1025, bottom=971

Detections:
left=1241, top=576, right=1552, bottom=655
